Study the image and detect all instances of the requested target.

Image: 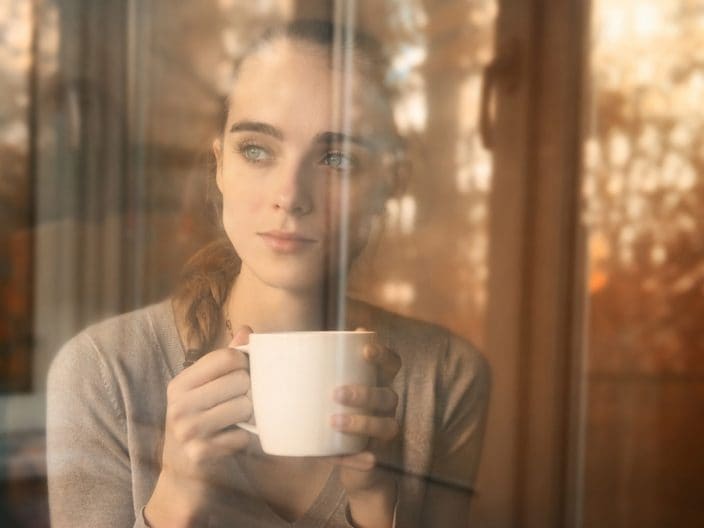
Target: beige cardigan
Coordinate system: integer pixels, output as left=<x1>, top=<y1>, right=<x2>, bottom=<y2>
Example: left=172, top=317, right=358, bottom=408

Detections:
left=46, top=299, right=489, bottom=527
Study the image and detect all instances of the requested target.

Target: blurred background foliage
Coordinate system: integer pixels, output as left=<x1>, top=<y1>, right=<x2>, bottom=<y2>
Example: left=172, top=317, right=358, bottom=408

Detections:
left=585, top=0, right=704, bottom=376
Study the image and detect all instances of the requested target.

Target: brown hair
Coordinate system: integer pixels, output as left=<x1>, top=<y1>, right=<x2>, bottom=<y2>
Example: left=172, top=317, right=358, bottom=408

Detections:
left=173, top=20, right=396, bottom=359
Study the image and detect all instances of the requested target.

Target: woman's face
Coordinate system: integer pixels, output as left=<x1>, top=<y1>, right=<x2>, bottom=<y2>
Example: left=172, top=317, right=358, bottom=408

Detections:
left=215, top=38, right=396, bottom=293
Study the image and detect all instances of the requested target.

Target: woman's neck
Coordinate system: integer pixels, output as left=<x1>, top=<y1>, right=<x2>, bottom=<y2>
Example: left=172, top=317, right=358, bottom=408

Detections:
left=226, top=267, right=343, bottom=333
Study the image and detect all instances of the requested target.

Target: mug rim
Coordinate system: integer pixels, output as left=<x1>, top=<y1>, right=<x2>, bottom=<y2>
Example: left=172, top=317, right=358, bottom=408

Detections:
left=250, top=330, right=375, bottom=337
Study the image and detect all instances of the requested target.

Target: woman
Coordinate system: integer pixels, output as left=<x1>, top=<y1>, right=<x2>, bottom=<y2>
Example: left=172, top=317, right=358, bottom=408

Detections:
left=47, top=20, right=490, bottom=528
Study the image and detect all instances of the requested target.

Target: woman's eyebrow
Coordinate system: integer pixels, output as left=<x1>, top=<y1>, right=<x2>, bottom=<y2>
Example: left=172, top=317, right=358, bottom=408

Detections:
left=229, top=120, right=284, bottom=140
left=315, top=131, right=373, bottom=149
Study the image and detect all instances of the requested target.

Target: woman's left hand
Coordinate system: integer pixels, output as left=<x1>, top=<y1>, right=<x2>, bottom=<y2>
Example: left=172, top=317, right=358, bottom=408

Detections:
left=330, top=333, right=402, bottom=525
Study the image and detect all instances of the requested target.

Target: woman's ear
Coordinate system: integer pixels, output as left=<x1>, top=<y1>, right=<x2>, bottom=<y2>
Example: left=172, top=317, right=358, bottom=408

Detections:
left=213, top=137, right=224, bottom=192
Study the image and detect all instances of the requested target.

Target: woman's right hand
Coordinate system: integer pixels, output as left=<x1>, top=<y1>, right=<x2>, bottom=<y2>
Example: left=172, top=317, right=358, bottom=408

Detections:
left=144, top=326, right=253, bottom=527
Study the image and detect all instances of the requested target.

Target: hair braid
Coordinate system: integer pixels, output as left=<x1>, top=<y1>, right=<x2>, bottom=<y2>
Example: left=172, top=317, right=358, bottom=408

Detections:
left=173, top=236, right=241, bottom=359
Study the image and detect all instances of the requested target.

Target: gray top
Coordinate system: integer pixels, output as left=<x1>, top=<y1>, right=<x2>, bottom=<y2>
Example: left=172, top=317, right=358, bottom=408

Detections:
left=46, top=299, right=489, bottom=527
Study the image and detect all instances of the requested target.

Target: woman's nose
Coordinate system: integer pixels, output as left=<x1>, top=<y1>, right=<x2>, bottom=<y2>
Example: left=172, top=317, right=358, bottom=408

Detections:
left=273, top=161, right=314, bottom=216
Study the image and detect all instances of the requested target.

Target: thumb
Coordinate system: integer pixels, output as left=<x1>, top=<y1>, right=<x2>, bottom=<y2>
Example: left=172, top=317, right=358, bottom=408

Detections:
left=229, top=325, right=253, bottom=348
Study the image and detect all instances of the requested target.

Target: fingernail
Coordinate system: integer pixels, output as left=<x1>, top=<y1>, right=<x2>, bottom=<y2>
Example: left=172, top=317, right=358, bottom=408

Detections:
left=331, top=414, right=350, bottom=428
left=362, top=452, right=376, bottom=466
left=231, top=327, right=248, bottom=345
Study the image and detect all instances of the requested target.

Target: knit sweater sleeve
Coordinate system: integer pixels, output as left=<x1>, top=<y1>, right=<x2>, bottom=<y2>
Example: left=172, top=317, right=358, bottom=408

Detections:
left=434, top=334, right=491, bottom=486
left=46, top=331, right=149, bottom=528
left=421, top=333, right=491, bottom=526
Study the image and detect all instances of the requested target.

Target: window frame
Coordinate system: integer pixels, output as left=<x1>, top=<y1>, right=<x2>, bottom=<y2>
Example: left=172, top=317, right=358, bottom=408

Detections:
left=473, top=0, right=591, bottom=526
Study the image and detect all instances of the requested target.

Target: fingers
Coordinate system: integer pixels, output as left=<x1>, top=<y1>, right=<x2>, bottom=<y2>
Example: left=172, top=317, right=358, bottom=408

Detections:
left=175, top=370, right=251, bottom=415
left=331, top=413, right=400, bottom=443
left=334, top=385, right=398, bottom=416
left=365, top=344, right=401, bottom=386
left=332, top=330, right=401, bottom=446
left=200, top=397, right=253, bottom=435
left=330, top=451, right=377, bottom=472
left=167, top=335, right=254, bottom=442
left=171, top=396, right=252, bottom=441
left=181, top=427, right=251, bottom=464
left=171, top=325, right=253, bottom=394
left=353, top=328, right=401, bottom=386
left=170, top=347, right=249, bottom=393
left=210, top=427, right=251, bottom=452
left=229, top=325, right=253, bottom=348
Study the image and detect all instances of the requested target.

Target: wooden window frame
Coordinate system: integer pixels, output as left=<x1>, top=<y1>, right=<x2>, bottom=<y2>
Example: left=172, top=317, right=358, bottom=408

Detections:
left=472, top=0, right=591, bottom=526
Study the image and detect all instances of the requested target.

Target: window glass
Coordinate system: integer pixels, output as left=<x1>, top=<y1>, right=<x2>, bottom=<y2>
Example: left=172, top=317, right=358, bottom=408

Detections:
left=583, top=1, right=704, bottom=525
left=0, top=1, right=496, bottom=526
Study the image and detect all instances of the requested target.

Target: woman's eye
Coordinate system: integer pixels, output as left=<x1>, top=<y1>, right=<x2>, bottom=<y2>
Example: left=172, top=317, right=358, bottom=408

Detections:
left=321, top=151, right=355, bottom=170
left=239, top=144, right=272, bottom=163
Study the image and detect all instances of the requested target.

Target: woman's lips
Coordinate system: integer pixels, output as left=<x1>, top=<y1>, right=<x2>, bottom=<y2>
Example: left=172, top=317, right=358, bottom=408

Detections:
left=258, top=231, right=317, bottom=253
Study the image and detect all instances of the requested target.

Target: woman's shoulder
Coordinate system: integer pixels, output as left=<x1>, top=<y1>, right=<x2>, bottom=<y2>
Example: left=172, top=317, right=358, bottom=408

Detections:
left=50, top=299, right=182, bottom=382
left=82, top=299, right=173, bottom=345
left=349, top=297, right=447, bottom=343
left=47, top=301, right=179, bottom=447
left=347, top=297, right=488, bottom=374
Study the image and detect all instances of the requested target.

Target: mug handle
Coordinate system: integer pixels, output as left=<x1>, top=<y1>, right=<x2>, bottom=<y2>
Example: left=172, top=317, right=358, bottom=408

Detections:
left=232, top=344, right=258, bottom=436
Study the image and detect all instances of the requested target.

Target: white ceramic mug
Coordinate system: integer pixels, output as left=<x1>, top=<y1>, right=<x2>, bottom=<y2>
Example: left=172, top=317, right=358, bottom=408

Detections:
left=234, top=330, right=377, bottom=457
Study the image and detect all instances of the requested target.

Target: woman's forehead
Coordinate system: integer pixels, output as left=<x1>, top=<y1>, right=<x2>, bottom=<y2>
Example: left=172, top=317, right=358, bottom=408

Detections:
left=226, top=39, right=394, bottom=140
left=236, top=39, right=332, bottom=80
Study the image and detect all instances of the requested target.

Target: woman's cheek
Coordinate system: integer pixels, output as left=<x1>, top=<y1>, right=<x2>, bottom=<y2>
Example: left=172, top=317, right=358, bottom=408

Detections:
left=221, top=193, right=250, bottom=238
left=224, top=184, right=266, bottom=218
